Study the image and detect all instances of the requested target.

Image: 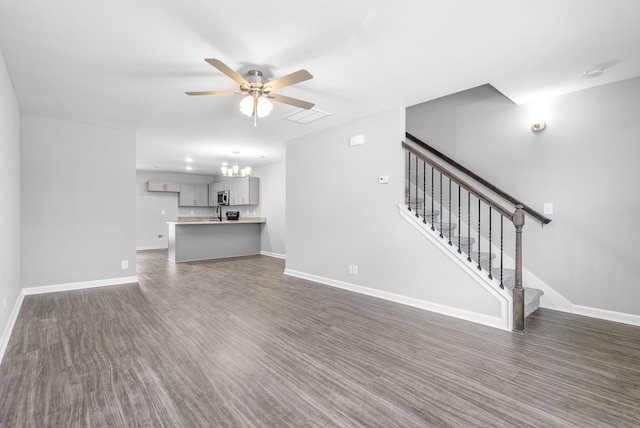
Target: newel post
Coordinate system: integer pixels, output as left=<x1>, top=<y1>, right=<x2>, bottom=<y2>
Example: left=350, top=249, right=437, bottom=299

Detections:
left=512, top=204, right=525, bottom=333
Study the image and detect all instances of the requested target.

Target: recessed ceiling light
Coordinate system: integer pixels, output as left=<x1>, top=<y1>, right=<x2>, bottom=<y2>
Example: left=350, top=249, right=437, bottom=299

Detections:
left=186, top=157, right=193, bottom=162
left=186, top=166, right=192, bottom=171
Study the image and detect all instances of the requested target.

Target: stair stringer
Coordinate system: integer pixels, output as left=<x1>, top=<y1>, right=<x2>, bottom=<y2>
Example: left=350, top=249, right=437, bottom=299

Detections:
left=399, top=204, right=513, bottom=331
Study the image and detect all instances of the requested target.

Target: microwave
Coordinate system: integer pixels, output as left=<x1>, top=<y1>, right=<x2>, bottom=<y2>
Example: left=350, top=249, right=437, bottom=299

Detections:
left=217, top=190, right=229, bottom=205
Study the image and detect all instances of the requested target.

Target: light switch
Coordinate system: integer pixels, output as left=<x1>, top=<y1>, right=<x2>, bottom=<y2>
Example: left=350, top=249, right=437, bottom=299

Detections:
left=543, top=203, right=553, bottom=215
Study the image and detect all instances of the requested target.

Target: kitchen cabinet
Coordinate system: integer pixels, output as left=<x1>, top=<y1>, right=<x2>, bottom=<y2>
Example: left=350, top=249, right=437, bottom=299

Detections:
left=210, top=177, right=259, bottom=206
left=147, top=180, right=180, bottom=192
left=179, top=183, right=209, bottom=206
left=227, top=180, right=238, bottom=205
left=235, top=177, right=259, bottom=205
left=208, top=182, right=225, bottom=207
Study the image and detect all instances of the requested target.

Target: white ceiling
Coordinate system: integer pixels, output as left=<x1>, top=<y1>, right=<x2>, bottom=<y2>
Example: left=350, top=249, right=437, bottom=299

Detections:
left=1, top=0, right=639, bottom=175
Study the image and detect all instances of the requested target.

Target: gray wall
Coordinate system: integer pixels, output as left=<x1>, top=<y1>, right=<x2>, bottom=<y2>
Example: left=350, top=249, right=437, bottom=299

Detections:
left=407, top=78, right=640, bottom=316
left=286, top=108, right=500, bottom=317
left=253, top=160, right=286, bottom=257
left=0, top=47, right=21, bottom=339
left=21, top=114, right=136, bottom=287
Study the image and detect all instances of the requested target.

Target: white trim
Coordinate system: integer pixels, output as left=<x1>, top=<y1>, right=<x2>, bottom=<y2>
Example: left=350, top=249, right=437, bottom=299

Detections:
left=284, top=269, right=508, bottom=331
left=260, top=250, right=286, bottom=259
left=572, top=305, right=640, bottom=327
left=398, top=205, right=512, bottom=330
left=0, top=290, right=25, bottom=366
left=136, top=245, right=167, bottom=251
left=23, top=276, right=138, bottom=296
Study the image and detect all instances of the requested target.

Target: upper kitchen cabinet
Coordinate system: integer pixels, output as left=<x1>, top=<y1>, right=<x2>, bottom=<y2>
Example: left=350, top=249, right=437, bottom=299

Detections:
left=208, top=182, right=225, bottom=207
left=179, top=183, right=209, bottom=207
left=209, top=177, right=259, bottom=206
left=147, top=180, right=180, bottom=192
left=235, top=177, right=259, bottom=206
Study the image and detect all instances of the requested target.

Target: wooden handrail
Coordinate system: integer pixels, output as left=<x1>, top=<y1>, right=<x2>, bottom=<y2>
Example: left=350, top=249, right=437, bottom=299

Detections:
left=402, top=142, right=514, bottom=221
left=405, top=132, right=551, bottom=225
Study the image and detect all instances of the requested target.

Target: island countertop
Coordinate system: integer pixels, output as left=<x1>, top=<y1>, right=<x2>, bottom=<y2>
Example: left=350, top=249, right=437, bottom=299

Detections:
left=168, top=217, right=266, bottom=225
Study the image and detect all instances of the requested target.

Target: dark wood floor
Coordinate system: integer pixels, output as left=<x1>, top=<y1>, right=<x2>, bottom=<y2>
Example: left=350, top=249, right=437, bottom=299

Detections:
left=1, top=250, right=639, bottom=427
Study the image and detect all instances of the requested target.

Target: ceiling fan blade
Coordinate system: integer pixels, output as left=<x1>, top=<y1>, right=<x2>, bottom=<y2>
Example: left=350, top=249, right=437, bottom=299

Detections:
left=185, top=90, right=238, bottom=96
left=267, top=94, right=315, bottom=110
left=205, top=59, right=248, bottom=85
left=264, top=69, right=313, bottom=91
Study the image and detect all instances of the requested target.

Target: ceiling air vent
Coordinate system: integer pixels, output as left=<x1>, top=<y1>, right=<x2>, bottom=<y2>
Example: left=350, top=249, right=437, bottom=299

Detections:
left=283, top=108, right=331, bottom=124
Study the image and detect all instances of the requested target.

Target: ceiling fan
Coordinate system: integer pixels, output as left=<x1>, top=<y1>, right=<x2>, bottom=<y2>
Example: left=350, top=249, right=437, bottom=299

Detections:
left=186, top=59, right=315, bottom=126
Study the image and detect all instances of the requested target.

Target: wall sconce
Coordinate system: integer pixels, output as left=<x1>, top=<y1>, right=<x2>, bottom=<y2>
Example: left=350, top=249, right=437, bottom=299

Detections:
left=531, top=122, right=546, bottom=132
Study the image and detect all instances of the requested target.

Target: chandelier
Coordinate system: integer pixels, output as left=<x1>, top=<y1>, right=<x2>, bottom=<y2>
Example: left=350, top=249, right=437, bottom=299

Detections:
left=221, top=151, right=251, bottom=178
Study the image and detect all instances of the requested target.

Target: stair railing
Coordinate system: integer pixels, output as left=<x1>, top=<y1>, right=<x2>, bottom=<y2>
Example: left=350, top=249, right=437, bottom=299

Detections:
left=403, top=135, right=549, bottom=332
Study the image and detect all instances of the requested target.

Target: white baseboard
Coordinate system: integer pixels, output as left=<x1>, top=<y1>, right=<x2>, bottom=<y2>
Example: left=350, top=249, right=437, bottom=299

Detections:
left=23, top=276, right=138, bottom=296
left=0, top=289, right=25, bottom=366
left=260, top=250, right=286, bottom=259
left=571, top=304, right=640, bottom=327
left=136, top=245, right=167, bottom=251
left=284, top=269, right=508, bottom=331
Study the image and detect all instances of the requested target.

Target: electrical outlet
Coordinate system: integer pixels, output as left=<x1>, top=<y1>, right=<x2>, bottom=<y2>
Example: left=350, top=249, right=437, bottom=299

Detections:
left=121, top=260, right=129, bottom=270
left=3, top=298, right=6, bottom=313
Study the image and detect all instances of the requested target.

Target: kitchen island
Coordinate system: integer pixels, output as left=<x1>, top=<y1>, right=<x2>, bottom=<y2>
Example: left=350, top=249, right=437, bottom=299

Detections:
left=167, top=217, right=266, bottom=262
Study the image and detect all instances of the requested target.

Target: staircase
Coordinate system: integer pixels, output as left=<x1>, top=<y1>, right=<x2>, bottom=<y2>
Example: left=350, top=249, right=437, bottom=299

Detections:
left=404, top=133, right=551, bottom=332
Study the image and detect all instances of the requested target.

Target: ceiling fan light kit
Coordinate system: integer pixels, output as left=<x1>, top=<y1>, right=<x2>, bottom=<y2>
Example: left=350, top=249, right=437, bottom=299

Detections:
left=186, top=59, right=314, bottom=126
left=239, top=95, right=273, bottom=118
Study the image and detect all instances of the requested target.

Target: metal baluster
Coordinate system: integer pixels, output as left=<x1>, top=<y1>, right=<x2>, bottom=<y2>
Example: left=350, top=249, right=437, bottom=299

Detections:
left=477, top=198, right=482, bottom=270
left=439, top=172, right=443, bottom=238
left=488, top=207, right=493, bottom=279
left=431, top=168, right=435, bottom=230
left=500, top=215, right=504, bottom=289
left=407, top=151, right=411, bottom=212
left=448, top=178, right=452, bottom=245
left=457, top=185, right=462, bottom=254
left=415, top=155, right=419, bottom=216
left=467, top=192, right=471, bottom=262
left=422, top=160, right=426, bottom=223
